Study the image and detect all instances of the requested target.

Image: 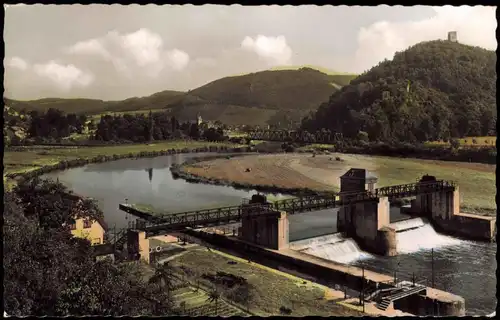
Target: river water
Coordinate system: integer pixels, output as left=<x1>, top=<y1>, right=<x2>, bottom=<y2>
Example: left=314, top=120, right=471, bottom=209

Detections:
left=43, top=154, right=496, bottom=316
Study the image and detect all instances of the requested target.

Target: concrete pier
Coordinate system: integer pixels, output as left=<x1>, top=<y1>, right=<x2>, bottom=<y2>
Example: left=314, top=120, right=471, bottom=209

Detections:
left=239, top=209, right=289, bottom=250
left=337, top=169, right=397, bottom=256
left=127, top=229, right=150, bottom=263
left=411, top=178, right=496, bottom=242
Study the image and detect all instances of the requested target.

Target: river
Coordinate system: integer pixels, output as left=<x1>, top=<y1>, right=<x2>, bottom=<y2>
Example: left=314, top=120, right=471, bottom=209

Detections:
left=43, top=153, right=496, bottom=316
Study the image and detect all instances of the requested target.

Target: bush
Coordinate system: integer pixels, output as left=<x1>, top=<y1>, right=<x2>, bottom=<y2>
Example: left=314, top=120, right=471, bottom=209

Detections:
left=357, top=130, right=369, bottom=142
left=450, top=138, right=460, bottom=149
left=280, top=306, right=292, bottom=315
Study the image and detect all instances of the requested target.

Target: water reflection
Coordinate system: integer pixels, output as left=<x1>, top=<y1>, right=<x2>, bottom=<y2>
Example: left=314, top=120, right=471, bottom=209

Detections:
left=146, top=168, right=153, bottom=182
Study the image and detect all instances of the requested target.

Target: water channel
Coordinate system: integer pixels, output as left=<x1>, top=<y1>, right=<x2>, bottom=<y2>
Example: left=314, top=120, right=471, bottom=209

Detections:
left=43, top=153, right=496, bottom=315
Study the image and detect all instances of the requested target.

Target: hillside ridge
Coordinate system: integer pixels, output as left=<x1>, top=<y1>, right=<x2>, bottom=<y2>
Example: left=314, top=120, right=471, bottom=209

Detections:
left=302, top=40, right=497, bottom=142
left=6, top=68, right=356, bottom=127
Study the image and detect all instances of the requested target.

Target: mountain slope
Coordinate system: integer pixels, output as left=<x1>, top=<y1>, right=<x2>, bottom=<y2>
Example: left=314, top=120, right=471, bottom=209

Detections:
left=190, top=68, right=344, bottom=110
left=5, top=90, right=184, bottom=115
left=6, top=67, right=356, bottom=127
left=302, top=40, right=497, bottom=142
left=168, top=67, right=354, bottom=126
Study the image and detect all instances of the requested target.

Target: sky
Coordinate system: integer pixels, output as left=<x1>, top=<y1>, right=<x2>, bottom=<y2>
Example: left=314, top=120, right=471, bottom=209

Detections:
left=3, top=5, right=497, bottom=101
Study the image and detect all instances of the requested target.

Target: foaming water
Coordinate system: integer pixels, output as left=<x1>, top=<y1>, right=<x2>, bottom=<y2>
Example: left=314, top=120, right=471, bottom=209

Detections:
left=396, top=222, right=462, bottom=254
left=389, top=217, right=425, bottom=232
left=290, top=233, right=373, bottom=264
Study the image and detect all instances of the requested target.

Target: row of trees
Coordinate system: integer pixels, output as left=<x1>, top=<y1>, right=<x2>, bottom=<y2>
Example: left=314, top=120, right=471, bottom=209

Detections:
left=28, top=108, right=91, bottom=140
left=4, top=178, right=175, bottom=316
left=93, top=111, right=226, bottom=143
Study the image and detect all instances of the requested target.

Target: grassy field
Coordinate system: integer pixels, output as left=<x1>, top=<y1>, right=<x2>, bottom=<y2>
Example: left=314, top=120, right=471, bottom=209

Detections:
left=183, top=153, right=496, bottom=213
left=425, top=136, right=496, bottom=147
left=169, top=247, right=364, bottom=316
left=90, top=108, right=168, bottom=121
left=170, top=286, right=250, bottom=316
left=3, top=141, right=240, bottom=193
left=170, top=104, right=278, bottom=126
left=297, top=143, right=336, bottom=152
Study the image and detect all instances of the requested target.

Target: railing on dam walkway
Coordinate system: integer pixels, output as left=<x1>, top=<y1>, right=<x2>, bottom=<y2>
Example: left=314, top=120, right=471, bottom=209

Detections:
left=375, top=180, right=455, bottom=199
left=119, top=180, right=456, bottom=233
left=120, top=193, right=340, bottom=233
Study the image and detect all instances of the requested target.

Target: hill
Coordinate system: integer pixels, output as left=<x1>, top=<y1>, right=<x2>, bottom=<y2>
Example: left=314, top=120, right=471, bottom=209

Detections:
left=6, top=67, right=356, bottom=128
left=301, top=40, right=497, bottom=142
left=4, top=90, right=184, bottom=115
left=268, top=65, right=357, bottom=86
left=168, top=67, right=355, bottom=126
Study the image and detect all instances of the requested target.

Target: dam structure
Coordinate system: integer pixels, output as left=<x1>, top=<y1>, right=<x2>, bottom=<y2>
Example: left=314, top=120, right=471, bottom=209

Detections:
left=119, top=168, right=494, bottom=258
left=46, top=155, right=495, bottom=316
left=116, top=168, right=496, bottom=316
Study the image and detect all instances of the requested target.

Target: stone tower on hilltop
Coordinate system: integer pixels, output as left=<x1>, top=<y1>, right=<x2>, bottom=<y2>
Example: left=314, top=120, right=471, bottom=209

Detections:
left=448, top=31, right=458, bottom=43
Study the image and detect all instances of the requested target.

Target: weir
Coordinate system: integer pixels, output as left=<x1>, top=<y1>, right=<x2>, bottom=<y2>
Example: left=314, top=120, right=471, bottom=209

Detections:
left=118, top=168, right=493, bottom=316
left=120, top=168, right=495, bottom=256
left=289, top=233, right=372, bottom=264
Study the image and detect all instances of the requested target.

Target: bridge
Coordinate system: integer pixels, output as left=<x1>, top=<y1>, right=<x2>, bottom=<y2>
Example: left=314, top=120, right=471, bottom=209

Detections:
left=119, top=179, right=456, bottom=238
left=247, top=129, right=343, bottom=144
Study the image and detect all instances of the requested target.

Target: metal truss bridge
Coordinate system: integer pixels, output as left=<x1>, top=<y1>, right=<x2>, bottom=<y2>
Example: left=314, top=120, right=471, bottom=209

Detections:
left=119, top=180, right=455, bottom=237
left=247, top=130, right=343, bottom=144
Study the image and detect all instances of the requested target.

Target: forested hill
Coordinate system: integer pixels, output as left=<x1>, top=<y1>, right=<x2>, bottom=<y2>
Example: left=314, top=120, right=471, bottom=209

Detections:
left=4, top=90, right=185, bottom=115
left=6, top=68, right=356, bottom=127
left=166, top=68, right=356, bottom=126
left=301, top=40, right=497, bottom=142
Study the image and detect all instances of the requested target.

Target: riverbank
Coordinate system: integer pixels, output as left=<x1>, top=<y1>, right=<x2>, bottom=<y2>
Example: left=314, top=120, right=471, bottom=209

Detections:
left=3, top=141, right=246, bottom=191
left=170, top=153, right=327, bottom=197
left=179, top=153, right=496, bottom=215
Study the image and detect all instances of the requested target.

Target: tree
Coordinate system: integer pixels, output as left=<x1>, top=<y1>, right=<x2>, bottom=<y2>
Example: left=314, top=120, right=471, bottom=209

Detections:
left=148, top=110, right=154, bottom=142
left=149, top=262, right=176, bottom=297
left=4, top=180, right=175, bottom=316
left=450, top=138, right=460, bottom=149
left=357, top=131, right=369, bottom=143
left=188, top=123, right=200, bottom=139
left=206, top=287, right=221, bottom=315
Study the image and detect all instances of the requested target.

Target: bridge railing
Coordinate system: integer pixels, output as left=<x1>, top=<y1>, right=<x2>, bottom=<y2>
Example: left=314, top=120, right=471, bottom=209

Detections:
left=141, top=204, right=276, bottom=232
left=121, top=180, right=456, bottom=232
left=376, top=180, right=455, bottom=198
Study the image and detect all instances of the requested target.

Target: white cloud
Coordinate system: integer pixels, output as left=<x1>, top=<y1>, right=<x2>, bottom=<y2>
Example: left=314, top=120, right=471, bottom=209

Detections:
left=120, top=28, right=163, bottom=67
left=66, top=38, right=111, bottom=59
left=5, top=56, right=29, bottom=70
left=241, top=35, right=293, bottom=66
left=33, top=61, right=94, bottom=90
left=353, top=5, right=497, bottom=73
left=165, top=49, right=190, bottom=71
left=65, top=28, right=190, bottom=77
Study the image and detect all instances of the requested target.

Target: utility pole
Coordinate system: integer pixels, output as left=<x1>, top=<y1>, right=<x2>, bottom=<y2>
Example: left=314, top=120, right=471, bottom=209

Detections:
left=431, top=248, right=435, bottom=288
left=362, top=266, right=365, bottom=313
